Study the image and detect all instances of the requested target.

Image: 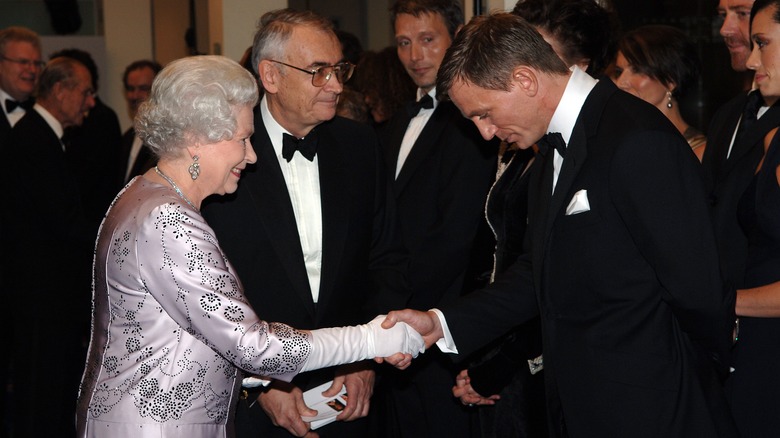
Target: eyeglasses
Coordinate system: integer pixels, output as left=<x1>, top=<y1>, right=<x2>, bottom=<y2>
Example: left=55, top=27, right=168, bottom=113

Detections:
left=1, top=55, right=45, bottom=70
left=268, top=60, right=354, bottom=87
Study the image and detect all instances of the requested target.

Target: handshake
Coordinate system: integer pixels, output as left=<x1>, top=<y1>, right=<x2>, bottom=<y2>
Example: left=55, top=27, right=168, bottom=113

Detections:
left=302, top=309, right=445, bottom=372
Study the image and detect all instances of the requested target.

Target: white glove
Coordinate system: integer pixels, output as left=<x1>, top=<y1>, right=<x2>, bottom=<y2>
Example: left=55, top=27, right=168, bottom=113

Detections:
left=301, top=315, right=425, bottom=372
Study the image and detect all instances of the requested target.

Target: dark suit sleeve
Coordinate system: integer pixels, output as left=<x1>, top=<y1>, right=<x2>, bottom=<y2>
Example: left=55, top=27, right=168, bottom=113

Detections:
left=610, top=129, right=735, bottom=372
left=440, top=252, right=539, bottom=360
left=364, top=130, right=412, bottom=315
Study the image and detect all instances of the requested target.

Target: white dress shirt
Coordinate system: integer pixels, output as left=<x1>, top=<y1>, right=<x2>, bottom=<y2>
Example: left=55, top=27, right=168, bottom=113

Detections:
left=261, top=95, right=324, bottom=302
left=395, top=87, right=439, bottom=178
left=125, top=135, right=144, bottom=181
left=33, top=103, right=65, bottom=151
left=726, top=88, right=770, bottom=159
left=1, top=88, right=29, bottom=128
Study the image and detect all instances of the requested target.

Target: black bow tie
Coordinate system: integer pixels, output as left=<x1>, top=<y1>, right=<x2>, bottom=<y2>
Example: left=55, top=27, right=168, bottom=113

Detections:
left=5, top=98, right=33, bottom=113
left=406, top=94, right=434, bottom=117
left=282, top=132, right=318, bottom=162
left=537, top=132, right=567, bottom=157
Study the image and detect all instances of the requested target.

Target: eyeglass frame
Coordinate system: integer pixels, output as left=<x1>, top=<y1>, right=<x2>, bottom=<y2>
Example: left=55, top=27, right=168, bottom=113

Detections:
left=267, top=60, right=354, bottom=87
left=1, top=55, right=45, bottom=70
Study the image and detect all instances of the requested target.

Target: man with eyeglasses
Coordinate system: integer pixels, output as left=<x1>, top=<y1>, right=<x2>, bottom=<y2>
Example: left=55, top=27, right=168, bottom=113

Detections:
left=1, top=56, right=96, bottom=437
left=202, top=9, right=410, bottom=438
left=374, top=1, right=497, bottom=436
left=0, top=26, right=43, bottom=145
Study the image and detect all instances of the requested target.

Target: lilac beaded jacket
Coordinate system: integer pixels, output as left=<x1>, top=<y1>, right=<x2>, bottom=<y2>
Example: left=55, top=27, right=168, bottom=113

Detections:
left=77, top=177, right=312, bottom=437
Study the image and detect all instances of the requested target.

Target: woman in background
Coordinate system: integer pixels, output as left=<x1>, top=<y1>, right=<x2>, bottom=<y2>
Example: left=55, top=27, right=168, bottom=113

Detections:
left=613, top=25, right=706, bottom=160
left=76, top=55, right=422, bottom=437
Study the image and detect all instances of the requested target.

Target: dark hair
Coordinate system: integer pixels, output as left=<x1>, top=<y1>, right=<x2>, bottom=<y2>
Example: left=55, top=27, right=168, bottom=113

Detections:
left=36, top=57, right=85, bottom=99
left=390, top=0, right=463, bottom=39
left=617, top=25, right=700, bottom=98
left=336, top=29, right=363, bottom=65
left=437, top=12, right=568, bottom=98
left=351, top=46, right=417, bottom=122
left=512, top=0, right=617, bottom=77
left=751, top=0, right=780, bottom=25
left=50, top=48, right=99, bottom=91
left=122, top=59, right=162, bottom=89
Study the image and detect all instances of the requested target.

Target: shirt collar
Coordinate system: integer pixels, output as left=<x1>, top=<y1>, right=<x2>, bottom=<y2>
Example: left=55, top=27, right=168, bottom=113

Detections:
left=547, top=66, right=598, bottom=144
left=33, top=103, right=64, bottom=140
left=261, top=95, right=292, bottom=158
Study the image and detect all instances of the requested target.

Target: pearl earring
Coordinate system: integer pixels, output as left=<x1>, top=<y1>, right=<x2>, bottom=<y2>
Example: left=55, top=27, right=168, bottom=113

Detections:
left=666, top=91, right=673, bottom=109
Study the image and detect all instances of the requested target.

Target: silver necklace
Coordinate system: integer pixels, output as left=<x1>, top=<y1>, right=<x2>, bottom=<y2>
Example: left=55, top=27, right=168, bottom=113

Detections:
left=155, top=166, right=198, bottom=211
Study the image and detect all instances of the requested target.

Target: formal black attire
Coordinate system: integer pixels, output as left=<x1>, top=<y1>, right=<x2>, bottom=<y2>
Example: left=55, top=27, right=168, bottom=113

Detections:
left=0, top=109, right=93, bottom=437
left=441, top=76, right=737, bottom=437
left=702, top=92, right=780, bottom=288
left=729, top=133, right=780, bottom=437
left=63, top=97, right=123, bottom=234
left=375, top=96, right=496, bottom=437
left=118, top=127, right=156, bottom=184
left=202, top=109, right=410, bottom=438
left=465, top=147, right=548, bottom=438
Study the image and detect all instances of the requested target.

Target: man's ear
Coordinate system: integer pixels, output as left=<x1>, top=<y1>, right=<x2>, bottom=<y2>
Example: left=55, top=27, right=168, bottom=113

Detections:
left=512, top=66, right=538, bottom=97
left=258, top=60, right=279, bottom=94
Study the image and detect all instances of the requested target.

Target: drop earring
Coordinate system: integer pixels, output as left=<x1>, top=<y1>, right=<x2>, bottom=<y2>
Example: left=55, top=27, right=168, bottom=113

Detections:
left=666, top=91, right=673, bottom=109
left=188, top=155, right=200, bottom=180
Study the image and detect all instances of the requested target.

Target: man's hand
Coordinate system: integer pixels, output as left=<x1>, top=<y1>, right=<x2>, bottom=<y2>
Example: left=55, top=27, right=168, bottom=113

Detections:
left=382, top=309, right=443, bottom=348
left=321, top=362, right=375, bottom=421
left=258, top=381, right=319, bottom=437
left=452, top=369, right=500, bottom=407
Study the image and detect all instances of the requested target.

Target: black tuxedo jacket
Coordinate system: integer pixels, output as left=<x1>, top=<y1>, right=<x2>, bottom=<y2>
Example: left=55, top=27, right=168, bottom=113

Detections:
left=380, top=101, right=496, bottom=310
left=442, top=81, right=737, bottom=437
left=702, top=93, right=780, bottom=288
left=1, top=109, right=93, bottom=437
left=0, top=107, right=10, bottom=146
left=203, top=110, right=410, bottom=346
left=119, top=127, right=156, bottom=184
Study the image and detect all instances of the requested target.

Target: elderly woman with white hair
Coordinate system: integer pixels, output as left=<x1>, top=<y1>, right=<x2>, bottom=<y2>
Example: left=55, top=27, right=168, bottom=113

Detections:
left=75, top=56, right=423, bottom=438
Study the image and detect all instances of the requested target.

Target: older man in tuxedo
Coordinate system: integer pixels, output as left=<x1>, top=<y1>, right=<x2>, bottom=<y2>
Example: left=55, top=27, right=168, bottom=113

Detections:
left=202, top=9, right=410, bottom=438
left=2, top=56, right=96, bottom=437
left=0, top=26, right=42, bottom=144
left=385, top=13, right=738, bottom=437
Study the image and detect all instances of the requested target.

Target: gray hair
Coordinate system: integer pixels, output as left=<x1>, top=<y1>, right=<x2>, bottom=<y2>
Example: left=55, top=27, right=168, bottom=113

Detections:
left=437, top=12, right=568, bottom=99
left=135, top=55, right=259, bottom=158
left=35, top=57, right=85, bottom=100
left=250, top=8, right=335, bottom=75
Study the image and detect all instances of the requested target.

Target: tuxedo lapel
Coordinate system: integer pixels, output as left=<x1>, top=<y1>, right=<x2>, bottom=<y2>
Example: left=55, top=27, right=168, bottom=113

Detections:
left=247, top=116, right=316, bottom=317
left=0, top=111, right=11, bottom=146
left=722, top=104, right=780, bottom=176
left=394, top=103, right=452, bottom=192
left=315, top=123, right=350, bottom=318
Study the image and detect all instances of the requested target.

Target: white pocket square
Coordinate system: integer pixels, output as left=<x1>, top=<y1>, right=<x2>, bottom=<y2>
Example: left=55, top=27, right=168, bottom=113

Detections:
left=565, top=189, right=590, bottom=215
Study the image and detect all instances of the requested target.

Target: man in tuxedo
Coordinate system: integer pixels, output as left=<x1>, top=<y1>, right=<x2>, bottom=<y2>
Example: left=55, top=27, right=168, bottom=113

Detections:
left=118, top=59, right=161, bottom=184
left=0, top=26, right=42, bottom=146
left=2, top=56, right=96, bottom=437
left=704, top=0, right=780, bottom=290
left=51, top=48, right=123, bottom=234
left=375, top=1, right=496, bottom=436
left=385, top=13, right=737, bottom=437
left=202, top=9, right=410, bottom=438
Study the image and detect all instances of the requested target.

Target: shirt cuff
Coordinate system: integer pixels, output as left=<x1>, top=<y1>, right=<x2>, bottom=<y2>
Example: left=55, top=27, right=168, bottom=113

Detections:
left=430, top=308, right=458, bottom=354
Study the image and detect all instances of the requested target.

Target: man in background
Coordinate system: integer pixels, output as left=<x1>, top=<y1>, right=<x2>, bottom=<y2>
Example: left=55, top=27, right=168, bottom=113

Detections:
left=119, top=59, right=161, bottom=184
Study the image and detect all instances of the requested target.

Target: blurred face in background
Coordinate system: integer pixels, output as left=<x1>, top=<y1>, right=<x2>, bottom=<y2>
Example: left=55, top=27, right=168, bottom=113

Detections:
left=612, top=51, right=671, bottom=112
left=395, top=11, right=453, bottom=93
left=0, top=40, right=42, bottom=101
left=125, top=66, right=156, bottom=120
left=718, top=0, right=755, bottom=71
